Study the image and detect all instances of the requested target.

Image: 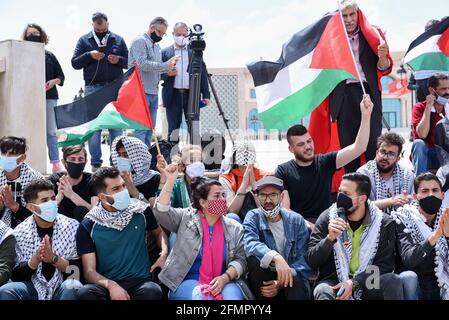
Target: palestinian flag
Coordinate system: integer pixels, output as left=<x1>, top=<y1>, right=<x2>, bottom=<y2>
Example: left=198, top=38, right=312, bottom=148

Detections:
left=247, top=11, right=359, bottom=130
left=55, top=65, right=153, bottom=147
left=404, top=17, right=449, bottom=71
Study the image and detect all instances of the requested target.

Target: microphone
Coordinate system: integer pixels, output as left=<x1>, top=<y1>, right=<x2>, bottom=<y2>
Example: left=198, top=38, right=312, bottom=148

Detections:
left=336, top=207, right=350, bottom=245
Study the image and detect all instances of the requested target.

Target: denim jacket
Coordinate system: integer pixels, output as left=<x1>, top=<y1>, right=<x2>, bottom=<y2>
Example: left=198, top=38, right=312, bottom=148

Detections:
left=243, top=208, right=310, bottom=286
left=153, top=203, right=247, bottom=292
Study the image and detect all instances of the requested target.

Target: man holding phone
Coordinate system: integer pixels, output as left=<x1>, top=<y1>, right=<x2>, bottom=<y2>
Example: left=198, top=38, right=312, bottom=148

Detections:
left=71, top=12, right=128, bottom=172
left=411, top=73, right=449, bottom=175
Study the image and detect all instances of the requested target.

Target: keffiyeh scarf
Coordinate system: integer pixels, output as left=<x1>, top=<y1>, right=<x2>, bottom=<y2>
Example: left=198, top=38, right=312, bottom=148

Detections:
left=392, top=204, right=449, bottom=300
left=13, top=214, right=79, bottom=300
left=111, top=136, right=158, bottom=186
left=365, top=160, right=414, bottom=213
left=0, top=163, right=44, bottom=227
left=0, top=220, right=12, bottom=244
left=330, top=201, right=384, bottom=300
left=86, top=198, right=149, bottom=231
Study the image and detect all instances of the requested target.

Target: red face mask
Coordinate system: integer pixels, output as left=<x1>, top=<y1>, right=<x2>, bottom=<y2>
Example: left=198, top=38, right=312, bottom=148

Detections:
left=207, top=199, right=228, bottom=216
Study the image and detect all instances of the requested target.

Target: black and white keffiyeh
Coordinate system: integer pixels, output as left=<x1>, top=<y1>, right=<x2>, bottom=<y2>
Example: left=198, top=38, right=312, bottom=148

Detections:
left=111, top=136, right=158, bottom=186
left=233, top=141, right=257, bottom=166
left=329, top=201, right=384, bottom=300
left=392, top=204, right=449, bottom=300
left=0, top=220, right=13, bottom=244
left=0, top=163, right=44, bottom=227
left=13, top=214, right=79, bottom=300
left=86, top=198, right=148, bottom=231
left=364, top=160, right=414, bottom=214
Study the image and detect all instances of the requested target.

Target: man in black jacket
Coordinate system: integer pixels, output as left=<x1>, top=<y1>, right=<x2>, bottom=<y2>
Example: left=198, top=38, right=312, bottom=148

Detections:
left=71, top=12, right=128, bottom=172
left=308, top=173, right=403, bottom=300
left=393, top=173, right=449, bottom=300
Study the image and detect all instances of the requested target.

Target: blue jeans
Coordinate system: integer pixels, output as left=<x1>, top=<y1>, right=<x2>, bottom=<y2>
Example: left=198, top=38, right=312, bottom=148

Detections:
left=0, top=279, right=82, bottom=300
left=168, top=279, right=244, bottom=300
left=399, top=271, right=419, bottom=300
left=134, top=94, right=158, bottom=147
left=46, top=99, right=60, bottom=162
left=85, top=84, right=123, bottom=166
left=412, top=139, right=441, bottom=175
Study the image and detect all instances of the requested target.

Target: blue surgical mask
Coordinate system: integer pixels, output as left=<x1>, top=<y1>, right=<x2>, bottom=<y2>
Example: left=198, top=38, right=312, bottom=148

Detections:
left=35, top=200, right=58, bottom=223
left=0, top=155, right=20, bottom=173
left=111, top=189, right=131, bottom=211
left=117, top=157, right=132, bottom=172
left=186, top=162, right=205, bottom=178
left=436, top=95, right=449, bottom=106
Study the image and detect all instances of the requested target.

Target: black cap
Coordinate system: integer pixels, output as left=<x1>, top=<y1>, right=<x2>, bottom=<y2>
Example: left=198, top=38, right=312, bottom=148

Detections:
left=92, top=12, right=108, bottom=22
left=255, top=176, right=284, bottom=192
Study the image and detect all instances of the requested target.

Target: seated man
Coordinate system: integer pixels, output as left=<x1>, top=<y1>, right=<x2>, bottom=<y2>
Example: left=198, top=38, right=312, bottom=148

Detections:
left=308, top=173, right=403, bottom=300
left=243, top=176, right=310, bottom=300
left=412, top=73, right=449, bottom=175
left=48, top=145, right=97, bottom=222
left=357, top=132, right=414, bottom=213
left=76, top=167, right=165, bottom=300
left=393, top=173, right=449, bottom=300
left=0, top=180, right=81, bottom=300
left=0, top=220, right=15, bottom=287
left=0, top=136, right=43, bottom=228
left=111, top=136, right=161, bottom=202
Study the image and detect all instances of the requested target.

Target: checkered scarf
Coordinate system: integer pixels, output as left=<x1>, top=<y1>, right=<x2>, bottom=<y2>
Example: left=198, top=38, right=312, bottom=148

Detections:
left=233, top=141, right=256, bottom=166
left=111, top=136, right=158, bottom=186
left=365, top=160, right=414, bottom=214
left=13, top=214, right=79, bottom=300
left=392, top=204, right=449, bottom=300
left=86, top=198, right=148, bottom=231
left=0, top=220, right=12, bottom=244
left=329, top=201, right=383, bottom=300
left=0, top=163, right=44, bottom=227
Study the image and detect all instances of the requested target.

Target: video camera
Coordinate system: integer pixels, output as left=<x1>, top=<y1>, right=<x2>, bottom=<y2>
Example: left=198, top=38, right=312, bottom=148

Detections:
left=187, top=24, right=206, bottom=52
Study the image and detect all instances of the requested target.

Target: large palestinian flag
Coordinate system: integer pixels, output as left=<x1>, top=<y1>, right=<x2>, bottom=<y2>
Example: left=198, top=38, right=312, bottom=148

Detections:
left=247, top=11, right=359, bottom=130
left=55, top=65, right=153, bottom=147
left=404, top=17, right=449, bottom=71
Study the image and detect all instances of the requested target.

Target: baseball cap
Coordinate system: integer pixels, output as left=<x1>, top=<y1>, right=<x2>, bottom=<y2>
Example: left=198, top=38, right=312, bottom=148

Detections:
left=255, top=176, right=284, bottom=192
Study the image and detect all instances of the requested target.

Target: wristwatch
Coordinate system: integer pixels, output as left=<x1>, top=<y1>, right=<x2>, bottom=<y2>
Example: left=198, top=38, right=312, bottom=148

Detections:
left=52, top=254, right=59, bottom=265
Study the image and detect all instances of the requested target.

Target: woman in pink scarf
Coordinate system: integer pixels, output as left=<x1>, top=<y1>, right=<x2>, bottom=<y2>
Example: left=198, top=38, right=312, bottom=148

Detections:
left=153, top=164, right=247, bottom=300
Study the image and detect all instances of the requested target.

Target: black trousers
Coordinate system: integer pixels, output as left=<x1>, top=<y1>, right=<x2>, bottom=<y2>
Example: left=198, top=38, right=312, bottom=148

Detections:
left=336, top=82, right=382, bottom=173
left=247, top=256, right=310, bottom=300
left=77, top=278, right=163, bottom=300
left=166, top=89, right=193, bottom=144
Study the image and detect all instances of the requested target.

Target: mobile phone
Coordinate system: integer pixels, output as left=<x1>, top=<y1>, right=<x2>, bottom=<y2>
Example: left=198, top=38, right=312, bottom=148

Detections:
left=336, top=286, right=346, bottom=297
left=98, top=46, right=106, bottom=53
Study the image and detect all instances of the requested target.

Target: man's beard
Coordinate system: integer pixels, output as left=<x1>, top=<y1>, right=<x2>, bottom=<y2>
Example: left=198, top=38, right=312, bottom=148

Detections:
left=377, top=161, right=396, bottom=174
left=295, top=151, right=314, bottom=163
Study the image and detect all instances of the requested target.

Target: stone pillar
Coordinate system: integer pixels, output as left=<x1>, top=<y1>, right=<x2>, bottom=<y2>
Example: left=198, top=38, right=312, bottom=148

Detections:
left=0, top=40, right=47, bottom=173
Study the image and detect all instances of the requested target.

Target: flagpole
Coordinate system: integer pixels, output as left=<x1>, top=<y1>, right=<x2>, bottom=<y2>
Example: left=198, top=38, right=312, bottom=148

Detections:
left=153, top=131, right=161, bottom=155
left=337, top=1, right=367, bottom=95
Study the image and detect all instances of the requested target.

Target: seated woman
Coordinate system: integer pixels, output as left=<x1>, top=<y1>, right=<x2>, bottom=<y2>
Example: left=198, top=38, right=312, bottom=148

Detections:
left=153, top=164, right=246, bottom=300
left=219, top=141, right=270, bottom=221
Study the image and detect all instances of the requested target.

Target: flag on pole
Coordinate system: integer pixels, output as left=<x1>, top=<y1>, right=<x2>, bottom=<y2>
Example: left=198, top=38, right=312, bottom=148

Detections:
left=404, top=17, right=449, bottom=71
left=55, top=65, right=153, bottom=147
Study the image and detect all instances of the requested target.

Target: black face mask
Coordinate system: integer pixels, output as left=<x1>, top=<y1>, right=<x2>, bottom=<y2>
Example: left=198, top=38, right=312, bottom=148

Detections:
left=25, top=35, right=41, bottom=43
left=336, top=192, right=354, bottom=213
left=95, top=31, right=108, bottom=41
left=419, top=195, right=442, bottom=215
left=65, top=162, right=86, bottom=179
left=150, top=31, right=163, bottom=43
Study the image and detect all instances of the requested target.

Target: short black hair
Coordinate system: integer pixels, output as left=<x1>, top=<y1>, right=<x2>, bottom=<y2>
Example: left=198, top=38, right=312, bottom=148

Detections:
left=191, top=177, right=223, bottom=210
left=23, top=179, right=54, bottom=203
left=62, top=145, right=87, bottom=161
left=115, top=139, right=125, bottom=153
left=286, top=125, right=308, bottom=145
left=428, top=73, right=449, bottom=90
left=414, top=172, right=442, bottom=194
left=92, top=12, right=108, bottom=22
left=342, top=173, right=371, bottom=198
left=0, top=136, right=27, bottom=155
left=91, top=167, right=121, bottom=194
left=377, top=132, right=405, bottom=155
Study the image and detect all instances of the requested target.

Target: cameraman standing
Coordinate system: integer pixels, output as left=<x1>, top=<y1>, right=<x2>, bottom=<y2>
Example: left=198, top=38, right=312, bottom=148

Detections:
left=161, top=22, right=210, bottom=144
left=129, top=17, right=179, bottom=147
left=71, top=12, right=128, bottom=172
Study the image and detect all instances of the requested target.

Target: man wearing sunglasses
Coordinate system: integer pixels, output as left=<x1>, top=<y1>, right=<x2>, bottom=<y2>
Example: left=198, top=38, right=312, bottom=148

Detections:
left=243, top=176, right=311, bottom=300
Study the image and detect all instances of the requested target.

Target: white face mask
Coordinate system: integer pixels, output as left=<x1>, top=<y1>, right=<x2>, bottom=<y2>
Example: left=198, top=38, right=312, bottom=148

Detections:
left=260, top=204, right=281, bottom=219
left=174, top=35, right=188, bottom=47
left=186, top=162, right=206, bottom=179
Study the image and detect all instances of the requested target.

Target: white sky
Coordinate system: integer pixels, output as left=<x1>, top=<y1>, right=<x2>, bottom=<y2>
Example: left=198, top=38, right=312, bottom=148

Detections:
left=1, top=0, right=447, bottom=103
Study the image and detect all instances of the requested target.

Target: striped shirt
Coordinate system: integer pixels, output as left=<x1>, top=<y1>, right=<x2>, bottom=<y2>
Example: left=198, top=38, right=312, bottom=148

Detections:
left=128, top=33, right=169, bottom=95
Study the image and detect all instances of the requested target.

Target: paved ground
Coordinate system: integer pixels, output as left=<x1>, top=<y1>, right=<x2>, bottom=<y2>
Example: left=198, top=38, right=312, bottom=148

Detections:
left=46, top=128, right=414, bottom=174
